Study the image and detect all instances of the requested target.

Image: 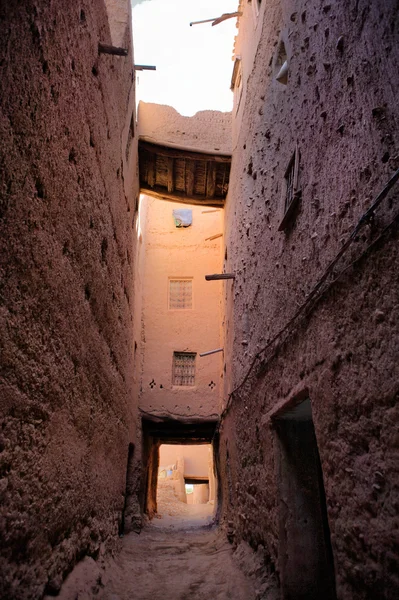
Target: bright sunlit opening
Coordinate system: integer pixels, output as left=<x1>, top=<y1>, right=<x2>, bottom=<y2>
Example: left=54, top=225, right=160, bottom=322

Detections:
left=132, top=0, right=236, bottom=116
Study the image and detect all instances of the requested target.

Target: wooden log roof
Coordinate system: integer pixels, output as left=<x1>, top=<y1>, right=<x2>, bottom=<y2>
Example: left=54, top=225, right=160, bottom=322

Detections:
left=138, top=140, right=231, bottom=207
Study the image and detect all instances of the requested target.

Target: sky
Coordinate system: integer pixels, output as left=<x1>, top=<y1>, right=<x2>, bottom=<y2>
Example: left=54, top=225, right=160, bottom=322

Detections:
left=131, top=0, right=237, bottom=116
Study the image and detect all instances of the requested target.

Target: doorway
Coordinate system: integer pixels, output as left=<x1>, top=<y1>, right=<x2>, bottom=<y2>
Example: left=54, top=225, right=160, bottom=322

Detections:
left=273, top=398, right=336, bottom=600
left=156, top=443, right=215, bottom=526
left=141, top=418, right=219, bottom=524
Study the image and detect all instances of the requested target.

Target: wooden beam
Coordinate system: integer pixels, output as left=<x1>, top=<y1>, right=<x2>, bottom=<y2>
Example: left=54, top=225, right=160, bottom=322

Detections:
left=147, top=155, right=155, bottom=188
left=98, top=43, right=128, bottom=56
left=185, top=160, right=195, bottom=197
left=205, top=273, right=235, bottom=280
left=139, top=185, right=224, bottom=208
left=205, top=233, right=223, bottom=241
left=199, top=348, right=223, bottom=357
left=206, top=161, right=216, bottom=197
left=134, top=65, right=156, bottom=71
left=167, top=157, right=174, bottom=193
left=139, top=140, right=231, bottom=163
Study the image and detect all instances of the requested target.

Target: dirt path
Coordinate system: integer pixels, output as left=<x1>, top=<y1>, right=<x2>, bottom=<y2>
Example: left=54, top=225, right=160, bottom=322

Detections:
left=52, top=485, right=273, bottom=600
left=101, top=524, right=256, bottom=600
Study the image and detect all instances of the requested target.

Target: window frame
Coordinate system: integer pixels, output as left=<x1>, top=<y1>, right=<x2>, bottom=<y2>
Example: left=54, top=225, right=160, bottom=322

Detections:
left=172, top=351, right=196, bottom=387
left=231, top=57, right=243, bottom=115
left=168, top=277, right=193, bottom=310
left=251, top=0, right=262, bottom=23
left=278, top=145, right=301, bottom=231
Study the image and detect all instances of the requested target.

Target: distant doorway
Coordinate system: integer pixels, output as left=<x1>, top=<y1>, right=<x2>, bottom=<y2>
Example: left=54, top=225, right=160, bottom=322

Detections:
left=141, top=418, right=219, bottom=524
left=273, top=398, right=336, bottom=600
left=156, top=443, right=215, bottom=526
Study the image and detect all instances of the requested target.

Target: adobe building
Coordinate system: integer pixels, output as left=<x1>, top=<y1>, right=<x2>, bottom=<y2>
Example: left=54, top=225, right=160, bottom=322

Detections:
left=131, top=103, right=231, bottom=520
left=219, top=1, right=399, bottom=599
left=0, top=1, right=398, bottom=599
left=0, top=1, right=139, bottom=597
left=158, top=444, right=215, bottom=505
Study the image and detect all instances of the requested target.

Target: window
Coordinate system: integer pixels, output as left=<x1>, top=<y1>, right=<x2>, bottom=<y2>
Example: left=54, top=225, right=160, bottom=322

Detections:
left=278, top=146, right=300, bottom=231
left=251, top=0, right=262, bottom=20
left=275, top=41, right=288, bottom=85
left=172, top=352, right=196, bottom=386
left=169, top=279, right=192, bottom=310
left=173, top=209, right=192, bottom=228
left=125, top=110, right=135, bottom=160
left=231, top=57, right=243, bottom=115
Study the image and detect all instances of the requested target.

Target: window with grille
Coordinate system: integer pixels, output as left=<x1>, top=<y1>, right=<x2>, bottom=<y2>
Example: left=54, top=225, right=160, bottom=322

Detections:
left=284, top=152, right=296, bottom=212
left=279, top=146, right=300, bottom=231
left=172, top=352, right=196, bottom=386
left=169, top=279, right=192, bottom=310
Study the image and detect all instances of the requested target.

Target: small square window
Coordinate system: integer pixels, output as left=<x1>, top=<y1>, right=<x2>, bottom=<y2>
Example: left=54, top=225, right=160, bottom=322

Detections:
left=279, top=146, right=300, bottom=231
left=173, top=209, right=192, bottom=228
left=173, top=352, right=196, bottom=386
left=169, top=279, right=192, bottom=310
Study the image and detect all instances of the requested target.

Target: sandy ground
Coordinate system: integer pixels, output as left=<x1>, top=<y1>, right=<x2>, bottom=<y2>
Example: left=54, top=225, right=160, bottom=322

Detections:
left=100, top=525, right=256, bottom=600
left=154, top=478, right=214, bottom=526
left=50, top=481, right=278, bottom=600
left=99, top=481, right=255, bottom=599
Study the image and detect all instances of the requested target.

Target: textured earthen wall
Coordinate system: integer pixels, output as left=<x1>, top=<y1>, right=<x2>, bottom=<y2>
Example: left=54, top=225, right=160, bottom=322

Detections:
left=138, top=102, right=232, bottom=155
left=221, top=1, right=399, bottom=599
left=0, top=1, right=138, bottom=597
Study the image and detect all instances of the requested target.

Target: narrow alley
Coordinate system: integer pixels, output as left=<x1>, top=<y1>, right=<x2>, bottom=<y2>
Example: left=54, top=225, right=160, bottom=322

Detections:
left=52, top=523, right=265, bottom=600
left=1, top=1, right=399, bottom=600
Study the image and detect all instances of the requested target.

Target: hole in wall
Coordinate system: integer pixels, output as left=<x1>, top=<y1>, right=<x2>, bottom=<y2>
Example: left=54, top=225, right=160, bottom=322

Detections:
left=35, top=177, right=45, bottom=198
left=101, top=238, right=108, bottom=263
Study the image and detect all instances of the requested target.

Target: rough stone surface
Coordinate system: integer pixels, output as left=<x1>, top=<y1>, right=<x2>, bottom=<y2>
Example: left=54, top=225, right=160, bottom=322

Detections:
left=0, top=1, right=139, bottom=597
left=220, top=1, right=399, bottom=599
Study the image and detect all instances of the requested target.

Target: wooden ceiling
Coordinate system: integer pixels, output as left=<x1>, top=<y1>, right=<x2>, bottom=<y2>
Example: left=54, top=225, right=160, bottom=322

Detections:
left=138, top=140, right=231, bottom=207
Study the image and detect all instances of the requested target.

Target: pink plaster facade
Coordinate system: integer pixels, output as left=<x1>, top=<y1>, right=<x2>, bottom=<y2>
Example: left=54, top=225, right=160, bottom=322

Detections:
left=138, top=197, right=224, bottom=420
left=159, top=444, right=211, bottom=478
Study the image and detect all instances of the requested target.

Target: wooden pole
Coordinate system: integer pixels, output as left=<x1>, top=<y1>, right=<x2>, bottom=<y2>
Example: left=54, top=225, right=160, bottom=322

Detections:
left=205, top=233, right=223, bottom=241
left=205, top=273, right=235, bottom=281
left=98, top=43, right=128, bottom=56
left=189, top=12, right=242, bottom=27
left=199, top=348, right=224, bottom=357
left=135, top=65, right=157, bottom=71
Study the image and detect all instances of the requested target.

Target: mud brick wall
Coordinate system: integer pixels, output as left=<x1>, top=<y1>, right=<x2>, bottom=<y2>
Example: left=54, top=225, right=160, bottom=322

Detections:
left=220, top=1, right=399, bottom=599
left=0, top=1, right=138, bottom=597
